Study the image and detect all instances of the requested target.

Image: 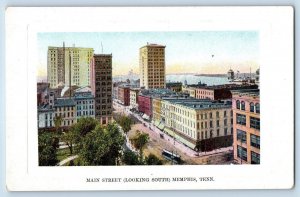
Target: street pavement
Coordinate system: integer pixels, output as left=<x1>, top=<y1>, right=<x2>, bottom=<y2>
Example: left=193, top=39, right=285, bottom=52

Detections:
left=113, top=100, right=233, bottom=159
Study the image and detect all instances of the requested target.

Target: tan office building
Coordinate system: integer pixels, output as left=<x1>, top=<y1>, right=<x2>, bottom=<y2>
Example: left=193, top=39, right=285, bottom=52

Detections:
left=232, top=90, right=260, bottom=164
left=47, top=43, right=94, bottom=88
left=139, top=43, right=166, bottom=89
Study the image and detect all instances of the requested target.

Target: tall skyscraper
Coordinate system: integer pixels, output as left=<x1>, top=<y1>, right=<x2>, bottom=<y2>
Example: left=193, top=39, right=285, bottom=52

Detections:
left=90, top=54, right=113, bottom=125
left=139, top=43, right=166, bottom=89
left=47, top=43, right=94, bottom=88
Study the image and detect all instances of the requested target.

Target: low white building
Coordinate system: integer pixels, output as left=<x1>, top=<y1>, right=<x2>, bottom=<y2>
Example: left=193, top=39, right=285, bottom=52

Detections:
left=38, top=104, right=55, bottom=128
left=130, top=88, right=140, bottom=110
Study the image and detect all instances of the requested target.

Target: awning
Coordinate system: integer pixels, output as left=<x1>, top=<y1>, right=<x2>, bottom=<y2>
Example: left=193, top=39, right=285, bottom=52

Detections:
left=158, top=122, right=165, bottom=130
left=163, top=127, right=196, bottom=149
left=142, top=114, right=150, bottom=120
left=154, top=120, right=160, bottom=127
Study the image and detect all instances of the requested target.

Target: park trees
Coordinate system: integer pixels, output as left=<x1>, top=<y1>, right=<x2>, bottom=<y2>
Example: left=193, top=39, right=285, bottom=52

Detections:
left=79, top=123, right=125, bottom=166
left=131, top=130, right=149, bottom=161
left=145, top=154, right=163, bottom=165
left=38, top=132, right=59, bottom=166
left=116, top=115, right=133, bottom=134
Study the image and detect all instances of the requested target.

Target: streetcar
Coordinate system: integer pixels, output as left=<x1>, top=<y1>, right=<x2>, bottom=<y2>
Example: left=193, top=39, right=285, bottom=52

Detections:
left=162, top=149, right=181, bottom=164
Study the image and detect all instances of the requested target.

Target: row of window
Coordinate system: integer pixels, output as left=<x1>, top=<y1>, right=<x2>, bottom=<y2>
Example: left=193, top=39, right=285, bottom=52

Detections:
left=198, top=119, right=233, bottom=129
left=197, top=110, right=232, bottom=120
left=236, top=114, right=260, bottom=130
left=76, top=100, right=93, bottom=104
left=236, top=100, right=260, bottom=113
left=77, top=105, right=94, bottom=110
left=237, top=145, right=260, bottom=164
left=56, top=112, right=74, bottom=118
left=237, top=130, right=260, bottom=149
left=56, top=106, right=75, bottom=111
left=77, top=111, right=94, bottom=116
left=199, top=127, right=233, bottom=140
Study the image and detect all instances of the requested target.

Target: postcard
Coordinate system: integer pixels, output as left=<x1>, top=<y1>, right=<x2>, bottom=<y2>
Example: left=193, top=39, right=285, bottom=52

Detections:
left=5, top=7, right=294, bottom=191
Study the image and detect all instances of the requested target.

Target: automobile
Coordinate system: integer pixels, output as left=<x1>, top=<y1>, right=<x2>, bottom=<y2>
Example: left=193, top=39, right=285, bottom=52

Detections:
left=160, top=133, right=164, bottom=139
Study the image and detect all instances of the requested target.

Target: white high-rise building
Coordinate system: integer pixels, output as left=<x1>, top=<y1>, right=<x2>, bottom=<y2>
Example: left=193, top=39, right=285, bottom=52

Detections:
left=47, top=43, right=94, bottom=88
left=139, top=43, right=166, bottom=89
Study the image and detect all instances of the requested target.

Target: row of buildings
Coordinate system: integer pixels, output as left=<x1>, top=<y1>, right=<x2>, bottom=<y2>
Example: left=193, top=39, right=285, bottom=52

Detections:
left=42, top=42, right=260, bottom=164
left=114, top=82, right=260, bottom=163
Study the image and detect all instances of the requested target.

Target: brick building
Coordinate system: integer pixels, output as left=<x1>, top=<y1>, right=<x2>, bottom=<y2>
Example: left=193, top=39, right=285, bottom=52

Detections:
left=90, top=54, right=113, bottom=125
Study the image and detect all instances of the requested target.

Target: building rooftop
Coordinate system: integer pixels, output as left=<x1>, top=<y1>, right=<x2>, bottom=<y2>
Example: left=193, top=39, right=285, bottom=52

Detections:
left=195, top=83, right=258, bottom=90
left=231, top=89, right=260, bottom=97
left=164, top=98, right=232, bottom=110
left=74, top=86, right=92, bottom=93
left=166, top=82, right=183, bottom=86
left=140, top=43, right=166, bottom=48
left=48, top=46, right=94, bottom=50
left=38, top=103, right=54, bottom=112
left=54, top=98, right=75, bottom=107
left=74, top=94, right=94, bottom=100
left=93, top=54, right=112, bottom=57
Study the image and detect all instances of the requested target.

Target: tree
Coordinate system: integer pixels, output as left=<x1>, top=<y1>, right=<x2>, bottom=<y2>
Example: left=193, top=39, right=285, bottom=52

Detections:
left=73, top=117, right=98, bottom=137
left=54, top=115, right=63, bottom=129
left=145, top=154, right=163, bottom=165
left=131, top=130, right=149, bottom=161
left=79, top=123, right=125, bottom=166
left=38, top=132, right=59, bottom=166
left=122, top=150, right=142, bottom=165
left=61, top=129, right=77, bottom=155
left=116, top=115, right=133, bottom=134
left=71, top=117, right=99, bottom=153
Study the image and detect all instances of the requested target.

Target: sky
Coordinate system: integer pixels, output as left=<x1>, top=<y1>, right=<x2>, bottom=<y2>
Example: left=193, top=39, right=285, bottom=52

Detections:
left=37, top=31, right=259, bottom=77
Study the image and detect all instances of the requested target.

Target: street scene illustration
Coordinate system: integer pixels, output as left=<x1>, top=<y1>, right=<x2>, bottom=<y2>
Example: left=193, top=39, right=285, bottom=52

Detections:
left=37, top=32, right=260, bottom=166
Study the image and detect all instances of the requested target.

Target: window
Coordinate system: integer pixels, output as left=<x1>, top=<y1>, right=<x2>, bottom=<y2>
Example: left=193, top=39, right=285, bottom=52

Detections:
left=205, top=131, right=207, bottom=139
left=224, top=128, right=228, bottom=135
left=250, top=117, right=260, bottom=130
left=236, top=113, right=246, bottom=125
left=241, top=101, right=245, bottom=110
left=210, top=112, right=212, bottom=119
left=209, top=121, right=213, bottom=128
left=250, top=102, right=255, bottom=112
left=201, top=122, right=203, bottom=129
left=216, top=120, right=220, bottom=127
left=250, top=134, right=260, bottom=149
left=255, top=103, right=260, bottom=114
left=236, top=100, right=240, bottom=110
left=251, top=151, right=260, bottom=164
left=224, top=111, right=227, bottom=117
left=237, top=145, right=247, bottom=161
left=217, top=129, right=220, bottom=137
left=216, top=111, right=219, bottom=118
left=210, top=130, right=213, bottom=138
left=224, top=119, right=227, bottom=126
left=237, top=129, right=247, bottom=143
left=205, top=122, right=207, bottom=128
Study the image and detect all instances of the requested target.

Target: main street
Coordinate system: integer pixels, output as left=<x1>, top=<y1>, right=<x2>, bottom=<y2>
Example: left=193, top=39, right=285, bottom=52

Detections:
left=113, top=100, right=233, bottom=165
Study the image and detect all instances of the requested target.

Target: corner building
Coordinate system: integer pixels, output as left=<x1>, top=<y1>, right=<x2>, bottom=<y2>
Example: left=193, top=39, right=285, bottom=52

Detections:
left=232, top=90, right=260, bottom=164
left=90, top=54, right=113, bottom=125
left=139, top=43, right=166, bottom=89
